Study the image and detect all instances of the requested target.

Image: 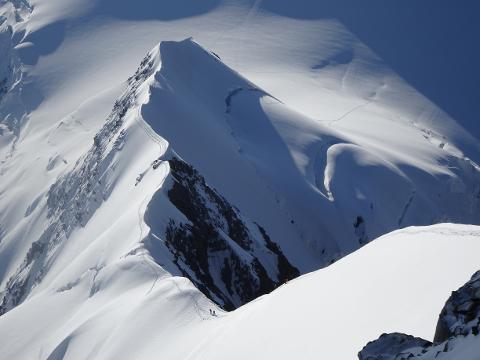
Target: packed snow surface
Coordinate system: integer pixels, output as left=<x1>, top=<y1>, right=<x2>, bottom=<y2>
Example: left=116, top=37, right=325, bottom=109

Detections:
left=0, top=224, right=479, bottom=359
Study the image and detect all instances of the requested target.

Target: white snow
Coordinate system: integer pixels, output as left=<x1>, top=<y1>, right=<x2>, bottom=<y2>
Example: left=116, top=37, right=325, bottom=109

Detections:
left=0, top=1, right=479, bottom=359
left=0, top=224, right=479, bottom=359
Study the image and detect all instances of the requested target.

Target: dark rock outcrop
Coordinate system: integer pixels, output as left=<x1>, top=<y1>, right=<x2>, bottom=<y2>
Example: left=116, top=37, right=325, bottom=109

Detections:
left=165, top=157, right=299, bottom=310
left=359, top=333, right=431, bottom=360
left=434, top=270, right=480, bottom=343
left=358, top=270, right=480, bottom=359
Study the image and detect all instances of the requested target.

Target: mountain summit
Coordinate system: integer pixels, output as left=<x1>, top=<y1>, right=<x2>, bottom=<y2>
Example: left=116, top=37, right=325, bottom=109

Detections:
left=1, top=1, right=479, bottom=359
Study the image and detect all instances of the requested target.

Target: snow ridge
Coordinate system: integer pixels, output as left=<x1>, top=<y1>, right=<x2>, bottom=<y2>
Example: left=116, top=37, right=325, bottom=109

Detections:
left=0, top=28, right=479, bottom=358
left=0, top=39, right=302, bottom=314
left=0, top=48, right=160, bottom=314
left=5, top=37, right=480, bottom=315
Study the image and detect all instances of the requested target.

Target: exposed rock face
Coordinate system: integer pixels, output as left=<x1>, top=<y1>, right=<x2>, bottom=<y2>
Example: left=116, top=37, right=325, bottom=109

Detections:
left=434, top=271, right=480, bottom=343
left=359, top=333, right=431, bottom=360
left=165, top=157, right=299, bottom=310
left=358, top=270, right=480, bottom=359
left=354, top=215, right=367, bottom=245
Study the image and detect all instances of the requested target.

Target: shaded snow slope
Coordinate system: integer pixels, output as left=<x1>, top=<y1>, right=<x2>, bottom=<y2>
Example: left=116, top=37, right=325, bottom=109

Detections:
left=0, top=224, right=478, bottom=359
left=0, top=40, right=302, bottom=314
left=4, top=0, right=480, bottom=161
left=142, top=38, right=480, bottom=270
left=0, top=0, right=29, bottom=144
left=1, top=0, right=478, bottom=283
left=2, top=38, right=479, bottom=315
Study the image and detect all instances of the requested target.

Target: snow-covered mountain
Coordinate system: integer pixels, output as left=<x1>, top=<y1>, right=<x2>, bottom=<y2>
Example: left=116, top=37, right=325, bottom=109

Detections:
left=0, top=224, right=479, bottom=359
left=0, top=1, right=479, bottom=359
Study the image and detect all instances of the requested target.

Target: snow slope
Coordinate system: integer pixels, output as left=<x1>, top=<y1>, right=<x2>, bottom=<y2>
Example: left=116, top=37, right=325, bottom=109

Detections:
left=0, top=1, right=479, bottom=358
left=2, top=36, right=479, bottom=315
left=142, top=38, right=480, bottom=264
left=0, top=224, right=478, bottom=359
left=1, top=0, right=479, bottom=274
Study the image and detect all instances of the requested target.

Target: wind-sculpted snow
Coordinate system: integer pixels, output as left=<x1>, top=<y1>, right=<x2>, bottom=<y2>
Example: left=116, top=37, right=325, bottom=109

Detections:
left=0, top=49, right=159, bottom=314
left=3, top=38, right=480, bottom=318
left=143, top=38, right=480, bottom=268
left=359, top=270, right=480, bottom=360
left=0, top=3, right=479, bottom=355
left=0, top=39, right=301, bottom=316
left=47, top=51, right=157, bottom=233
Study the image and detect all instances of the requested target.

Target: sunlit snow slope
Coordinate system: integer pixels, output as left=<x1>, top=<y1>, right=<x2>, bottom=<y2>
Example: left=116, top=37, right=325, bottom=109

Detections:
left=0, top=1, right=480, bottom=359
left=0, top=224, right=478, bottom=359
left=1, top=35, right=479, bottom=313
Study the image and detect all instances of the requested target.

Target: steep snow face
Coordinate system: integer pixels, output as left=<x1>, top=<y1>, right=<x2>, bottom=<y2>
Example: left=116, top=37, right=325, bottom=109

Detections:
left=0, top=224, right=479, bottom=359
left=0, top=39, right=302, bottom=314
left=1, top=38, right=480, bottom=315
left=142, top=39, right=480, bottom=266
left=0, top=47, right=162, bottom=314
left=7, top=0, right=479, bottom=162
